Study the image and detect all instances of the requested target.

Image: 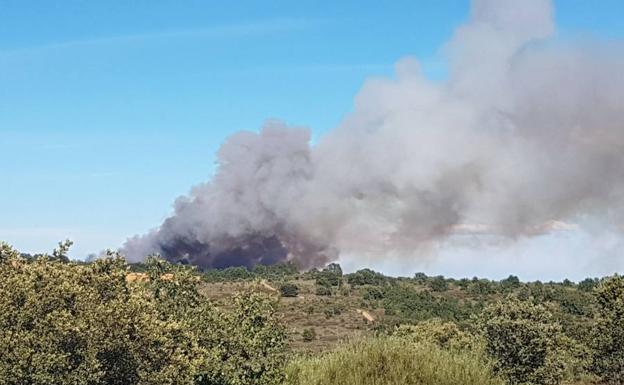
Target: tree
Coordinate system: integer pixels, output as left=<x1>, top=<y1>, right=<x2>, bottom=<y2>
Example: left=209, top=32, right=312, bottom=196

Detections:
left=478, top=299, right=566, bottom=385
left=0, top=253, right=199, bottom=385
left=428, top=276, right=449, bottom=292
left=324, top=263, right=343, bottom=277
left=193, top=293, right=287, bottom=385
left=500, top=275, right=521, bottom=292
left=51, top=239, right=73, bottom=262
left=315, top=263, right=342, bottom=287
left=589, top=275, right=624, bottom=384
left=413, top=272, right=428, bottom=283
left=578, top=277, right=599, bottom=292
left=0, top=242, right=18, bottom=260
left=346, top=269, right=386, bottom=287
left=0, top=246, right=287, bottom=385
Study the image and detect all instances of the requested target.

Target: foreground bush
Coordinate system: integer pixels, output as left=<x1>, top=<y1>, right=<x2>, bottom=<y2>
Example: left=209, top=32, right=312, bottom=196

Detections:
left=479, top=299, right=566, bottom=385
left=284, top=337, right=503, bottom=385
left=590, top=275, right=624, bottom=384
left=0, top=243, right=286, bottom=385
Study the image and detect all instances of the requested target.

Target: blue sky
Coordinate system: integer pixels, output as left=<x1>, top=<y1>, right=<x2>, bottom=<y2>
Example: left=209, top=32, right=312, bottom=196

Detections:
left=1, top=1, right=623, bottom=278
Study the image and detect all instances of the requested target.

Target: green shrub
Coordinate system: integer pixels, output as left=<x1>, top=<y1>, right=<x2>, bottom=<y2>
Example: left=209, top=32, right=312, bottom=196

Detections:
left=578, top=277, right=599, bottom=292
left=302, top=328, right=316, bottom=342
left=0, top=245, right=287, bottom=385
left=394, top=319, right=481, bottom=352
left=413, top=272, right=428, bottom=283
left=589, top=275, right=624, bottom=383
left=315, top=285, right=331, bottom=296
left=478, top=299, right=566, bottom=385
left=382, top=284, right=473, bottom=323
left=346, top=269, right=386, bottom=287
left=316, top=274, right=339, bottom=287
left=500, top=275, right=521, bottom=292
left=193, top=292, right=287, bottom=385
left=279, top=283, right=300, bottom=297
left=321, top=305, right=342, bottom=319
left=363, top=286, right=384, bottom=300
left=428, top=276, right=449, bottom=292
left=0, top=253, right=200, bottom=385
left=470, top=279, right=496, bottom=295
left=284, top=337, right=503, bottom=385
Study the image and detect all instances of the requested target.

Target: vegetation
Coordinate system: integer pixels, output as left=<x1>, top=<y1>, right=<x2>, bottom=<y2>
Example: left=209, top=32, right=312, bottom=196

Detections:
left=302, top=328, right=316, bottom=342
left=284, top=338, right=503, bottom=385
left=1, top=240, right=623, bottom=385
left=590, top=275, right=624, bottom=383
left=280, top=283, right=300, bottom=297
left=0, top=243, right=286, bottom=385
left=393, top=319, right=481, bottom=352
left=478, top=299, right=567, bottom=385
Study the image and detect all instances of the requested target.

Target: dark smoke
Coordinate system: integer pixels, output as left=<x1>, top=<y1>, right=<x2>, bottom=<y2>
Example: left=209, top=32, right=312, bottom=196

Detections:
left=122, top=0, right=624, bottom=269
left=121, top=124, right=337, bottom=269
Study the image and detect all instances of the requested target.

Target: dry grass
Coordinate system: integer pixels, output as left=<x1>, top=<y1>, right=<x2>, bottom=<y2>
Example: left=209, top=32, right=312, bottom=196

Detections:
left=200, top=279, right=378, bottom=352
left=284, top=338, right=504, bottom=385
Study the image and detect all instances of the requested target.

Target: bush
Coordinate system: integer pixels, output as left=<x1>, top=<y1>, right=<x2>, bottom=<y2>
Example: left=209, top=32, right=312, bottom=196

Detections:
left=413, top=272, right=428, bottom=283
left=500, top=275, right=521, bottom=292
left=0, top=244, right=287, bottom=385
left=589, top=275, right=624, bottom=383
left=363, top=286, right=384, bottom=300
left=193, top=292, right=287, bottom=385
left=469, top=279, right=496, bottom=295
left=346, top=269, right=386, bottom=287
left=302, top=328, right=316, bottom=342
left=382, top=284, right=473, bottom=323
left=316, top=274, right=340, bottom=287
left=428, top=276, right=449, bottom=292
left=284, top=337, right=503, bottom=385
left=279, top=283, right=300, bottom=297
left=0, top=253, right=199, bottom=385
left=316, top=285, right=331, bottom=296
left=578, top=277, right=599, bottom=292
left=394, top=319, right=481, bottom=352
left=478, top=299, right=566, bottom=385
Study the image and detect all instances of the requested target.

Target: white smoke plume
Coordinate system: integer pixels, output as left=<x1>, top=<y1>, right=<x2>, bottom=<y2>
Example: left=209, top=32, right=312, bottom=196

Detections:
left=122, top=0, right=624, bottom=269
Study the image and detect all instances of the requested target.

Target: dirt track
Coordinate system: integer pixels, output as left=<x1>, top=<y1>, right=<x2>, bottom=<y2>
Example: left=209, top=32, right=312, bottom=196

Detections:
left=356, top=309, right=375, bottom=323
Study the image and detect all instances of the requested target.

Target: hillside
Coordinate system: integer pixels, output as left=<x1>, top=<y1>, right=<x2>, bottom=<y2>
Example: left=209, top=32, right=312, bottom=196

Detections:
left=4, top=243, right=620, bottom=385
left=193, top=263, right=598, bottom=354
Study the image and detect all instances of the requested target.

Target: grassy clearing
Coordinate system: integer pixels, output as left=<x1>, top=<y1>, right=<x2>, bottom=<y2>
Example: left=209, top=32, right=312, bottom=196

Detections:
left=284, top=337, right=503, bottom=385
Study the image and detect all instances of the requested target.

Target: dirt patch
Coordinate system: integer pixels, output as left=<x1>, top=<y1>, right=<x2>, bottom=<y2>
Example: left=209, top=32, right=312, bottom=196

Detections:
left=126, top=272, right=149, bottom=283
left=260, top=280, right=278, bottom=293
left=356, top=309, right=375, bottom=323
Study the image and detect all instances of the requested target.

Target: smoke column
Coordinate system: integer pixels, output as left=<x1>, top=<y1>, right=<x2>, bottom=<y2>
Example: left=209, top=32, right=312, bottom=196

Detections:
left=122, top=0, right=624, bottom=269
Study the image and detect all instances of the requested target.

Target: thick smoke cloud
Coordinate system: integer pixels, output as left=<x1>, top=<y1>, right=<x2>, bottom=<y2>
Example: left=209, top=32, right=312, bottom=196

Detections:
left=122, top=0, right=624, bottom=269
